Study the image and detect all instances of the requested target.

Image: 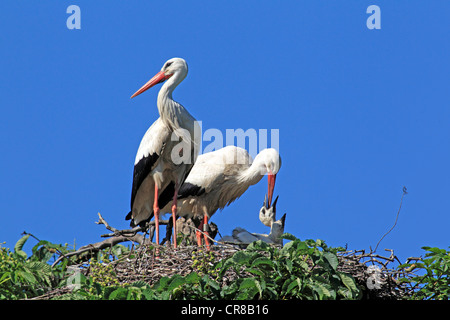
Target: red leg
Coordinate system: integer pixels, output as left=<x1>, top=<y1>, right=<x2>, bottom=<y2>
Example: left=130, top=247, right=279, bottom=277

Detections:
left=153, top=184, right=160, bottom=256
left=196, top=218, right=204, bottom=246
left=171, top=184, right=179, bottom=249
left=203, top=214, right=211, bottom=251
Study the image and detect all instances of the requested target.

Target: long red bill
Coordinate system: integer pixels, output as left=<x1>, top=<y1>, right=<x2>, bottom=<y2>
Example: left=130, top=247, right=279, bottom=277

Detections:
left=131, top=71, right=170, bottom=99
left=267, top=173, right=276, bottom=206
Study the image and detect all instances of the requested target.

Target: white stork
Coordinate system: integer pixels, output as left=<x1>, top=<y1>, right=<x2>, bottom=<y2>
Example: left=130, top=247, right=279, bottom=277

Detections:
left=125, top=57, right=200, bottom=249
left=159, top=146, right=281, bottom=249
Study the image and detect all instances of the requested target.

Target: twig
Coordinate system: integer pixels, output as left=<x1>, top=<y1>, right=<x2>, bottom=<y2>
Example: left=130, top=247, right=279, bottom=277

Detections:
left=51, top=234, right=148, bottom=267
left=373, top=186, right=408, bottom=253
left=183, top=223, right=238, bottom=249
left=96, top=212, right=167, bottom=238
left=22, top=231, right=73, bottom=266
left=51, top=213, right=160, bottom=267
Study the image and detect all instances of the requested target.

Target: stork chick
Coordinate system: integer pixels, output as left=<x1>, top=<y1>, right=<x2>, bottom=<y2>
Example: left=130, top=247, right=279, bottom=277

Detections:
left=259, top=195, right=279, bottom=227
left=221, top=195, right=286, bottom=246
left=231, top=213, right=286, bottom=246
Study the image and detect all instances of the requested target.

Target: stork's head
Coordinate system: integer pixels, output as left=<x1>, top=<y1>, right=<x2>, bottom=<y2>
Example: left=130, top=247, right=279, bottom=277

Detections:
left=259, top=194, right=278, bottom=227
left=254, top=148, right=281, bottom=207
left=131, top=57, right=188, bottom=98
left=259, top=194, right=286, bottom=243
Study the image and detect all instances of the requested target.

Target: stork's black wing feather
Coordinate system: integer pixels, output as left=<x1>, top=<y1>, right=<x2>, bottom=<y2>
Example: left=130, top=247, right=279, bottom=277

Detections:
left=157, top=181, right=205, bottom=211
left=178, top=182, right=206, bottom=199
left=129, top=152, right=159, bottom=211
left=157, top=181, right=175, bottom=211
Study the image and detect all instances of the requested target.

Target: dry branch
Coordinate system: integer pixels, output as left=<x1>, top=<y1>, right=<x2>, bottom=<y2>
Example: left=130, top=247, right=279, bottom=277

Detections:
left=51, top=213, right=157, bottom=267
left=51, top=213, right=223, bottom=267
left=373, top=186, right=408, bottom=253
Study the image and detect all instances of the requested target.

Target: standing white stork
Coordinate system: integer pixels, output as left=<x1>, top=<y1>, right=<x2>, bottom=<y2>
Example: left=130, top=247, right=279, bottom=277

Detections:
left=159, top=146, right=281, bottom=249
left=125, top=57, right=200, bottom=249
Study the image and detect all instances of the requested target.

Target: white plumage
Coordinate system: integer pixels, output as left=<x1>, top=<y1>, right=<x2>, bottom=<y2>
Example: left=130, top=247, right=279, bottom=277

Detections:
left=126, top=58, right=200, bottom=248
left=160, top=146, right=281, bottom=248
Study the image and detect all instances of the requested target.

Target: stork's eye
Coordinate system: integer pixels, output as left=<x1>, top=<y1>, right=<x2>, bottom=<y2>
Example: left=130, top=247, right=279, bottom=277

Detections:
left=165, top=62, right=173, bottom=69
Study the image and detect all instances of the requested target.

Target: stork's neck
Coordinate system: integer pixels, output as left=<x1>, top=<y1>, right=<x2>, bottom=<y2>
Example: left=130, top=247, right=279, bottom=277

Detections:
left=157, top=73, right=193, bottom=131
left=238, top=156, right=266, bottom=187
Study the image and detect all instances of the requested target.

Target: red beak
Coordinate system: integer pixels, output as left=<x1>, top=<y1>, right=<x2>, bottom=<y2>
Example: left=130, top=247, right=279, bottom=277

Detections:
left=130, top=71, right=172, bottom=99
left=267, top=173, right=276, bottom=207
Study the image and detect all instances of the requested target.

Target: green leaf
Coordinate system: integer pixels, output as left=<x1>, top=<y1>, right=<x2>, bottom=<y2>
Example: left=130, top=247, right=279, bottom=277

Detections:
left=251, top=257, right=275, bottom=269
left=425, top=247, right=446, bottom=256
left=156, top=276, right=170, bottom=290
left=246, top=267, right=265, bottom=277
left=221, top=282, right=238, bottom=299
left=142, top=287, right=156, bottom=300
left=167, top=275, right=185, bottom=292
left=14, top=234, right=30, bottom=259
left=247, top=240, right=270, bottom=251
left=159, top=290, right=171, bottom=300
left=281, top=240, right=297, bottom=252
left=109, top=287, right=128, bottom=300
left=14, top=234, right=30, bottom=252
left=338, top=272, right=358, bottom=293
left=184, top=272, right=200, bottom=284
left=239, top=278, right=257, bottom=290
left=286, top=259, right=293, bottom=273
left=17, top=270, right=36, bottom=284
left=0, top=272, right=11, bottom=285
left=265, top=286, right=279, bottom=299
left=280, top=233, right=298, bottom=241
left=311, top=282, right=328, bottom=300
left=130, top=280, right=148, bottom=288
left=286, top=278, right=302, bottom=295
left=299, top=260, right=310, bottom=272
left=232, top=251, right=252, bottom=265
left=239, top=278, right=262, bottom=299
left=27, top=261, right=51, bottom=273
left=204, top=276, right=221, bottom=293
left=323, top=252, right=339, bottom=271
left=254, top=279, right=263, bottom=299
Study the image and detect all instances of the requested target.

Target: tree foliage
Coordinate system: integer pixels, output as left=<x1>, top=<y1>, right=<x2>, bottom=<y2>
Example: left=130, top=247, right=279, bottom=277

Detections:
left=0, top=234, right=70, bottom=299
left=398, top=246, right=450, bottom=300
left=0, top=233, right=448, bottom=300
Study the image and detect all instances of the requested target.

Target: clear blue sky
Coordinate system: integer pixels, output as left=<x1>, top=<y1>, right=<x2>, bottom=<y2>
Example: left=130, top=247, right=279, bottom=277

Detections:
left=1, top=1, right=449, bottom=264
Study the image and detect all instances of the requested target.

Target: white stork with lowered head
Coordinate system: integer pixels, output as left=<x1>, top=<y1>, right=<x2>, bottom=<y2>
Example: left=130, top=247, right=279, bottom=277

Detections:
left=159, top=146, right=281, bottom=249
left=125, top=58, right=200, bottom=249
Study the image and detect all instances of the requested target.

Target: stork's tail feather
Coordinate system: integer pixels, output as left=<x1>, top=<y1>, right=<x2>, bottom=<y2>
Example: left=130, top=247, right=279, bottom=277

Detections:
left=125, top=211, right=138, bottom=228
left=125, top=211, right=155, bottom=228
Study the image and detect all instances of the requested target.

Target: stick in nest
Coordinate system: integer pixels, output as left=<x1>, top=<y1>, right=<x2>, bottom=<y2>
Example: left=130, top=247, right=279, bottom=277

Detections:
left=373, top=186, right=408, bottom=253
left=51, top=213, right=169, bottom=267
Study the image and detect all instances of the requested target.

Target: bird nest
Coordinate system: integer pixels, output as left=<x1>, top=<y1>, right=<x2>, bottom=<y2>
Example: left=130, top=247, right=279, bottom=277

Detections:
left=337, top=249, right=417, bottom=299
left=31, top=212, right=417, bottom=300
left=33, top=241, right=417, bottom=300
left=101, top=245, right=416, bottom=300
left=103, top=244, right=239, bottom=286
